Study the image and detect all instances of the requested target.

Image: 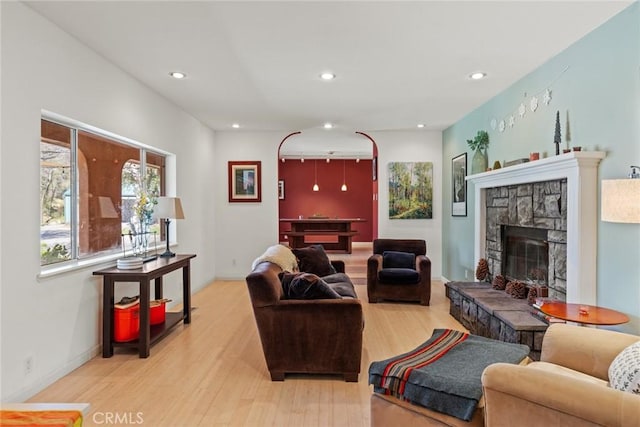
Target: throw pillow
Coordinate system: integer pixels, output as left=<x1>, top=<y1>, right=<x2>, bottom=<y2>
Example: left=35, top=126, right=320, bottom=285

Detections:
left=378, top=268, right=420, bottom=284
left=382, top=251, right=416, bottom=269
left=608, top=340, right=640, bottom=395
left=279, top=272, right=342, bottom=300
left=292, top=244, right=337, bottom=277
left=323, top=273, right=358, bottom=298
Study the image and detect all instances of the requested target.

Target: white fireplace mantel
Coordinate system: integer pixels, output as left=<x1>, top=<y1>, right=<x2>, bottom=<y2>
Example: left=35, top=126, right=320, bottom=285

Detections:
left=466, top=151, right=606, bottom=304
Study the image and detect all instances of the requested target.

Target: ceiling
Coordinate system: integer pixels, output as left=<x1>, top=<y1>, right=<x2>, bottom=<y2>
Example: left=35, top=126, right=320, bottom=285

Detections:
left=26, top=1, right=633, bottom=133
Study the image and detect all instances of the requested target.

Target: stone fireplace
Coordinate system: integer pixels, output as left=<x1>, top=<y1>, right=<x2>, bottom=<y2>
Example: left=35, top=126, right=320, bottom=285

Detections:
left=466, top=152, right=605, bottom=304
left=485, top=180, right=566, bottom=300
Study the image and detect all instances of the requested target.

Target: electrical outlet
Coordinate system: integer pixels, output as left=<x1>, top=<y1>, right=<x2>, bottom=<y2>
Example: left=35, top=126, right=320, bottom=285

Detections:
left=24, top=355, right=34, bottom=375
left=232, top=259, right=237, bottom=266
left=464, top=269, right=469, bottom=279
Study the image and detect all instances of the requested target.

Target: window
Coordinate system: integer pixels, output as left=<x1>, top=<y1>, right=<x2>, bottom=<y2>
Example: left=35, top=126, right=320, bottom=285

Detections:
left=40, top=116, right=166, bottom=267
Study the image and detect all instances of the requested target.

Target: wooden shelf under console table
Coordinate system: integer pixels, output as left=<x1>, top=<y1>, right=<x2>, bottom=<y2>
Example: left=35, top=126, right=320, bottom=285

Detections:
left=93, top=254, right=196, bottom=358
left=280, top=218, right=365, bottom=253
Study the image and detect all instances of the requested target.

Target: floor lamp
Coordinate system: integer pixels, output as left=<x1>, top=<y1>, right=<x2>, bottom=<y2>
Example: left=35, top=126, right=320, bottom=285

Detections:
left=155, top=197, right=185, bottom=257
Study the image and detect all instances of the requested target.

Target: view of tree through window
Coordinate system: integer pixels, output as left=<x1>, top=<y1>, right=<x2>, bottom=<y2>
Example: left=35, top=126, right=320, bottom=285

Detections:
left=40, top=122, right=72, bottom=265
left=40, top=118, right=166, bottom=267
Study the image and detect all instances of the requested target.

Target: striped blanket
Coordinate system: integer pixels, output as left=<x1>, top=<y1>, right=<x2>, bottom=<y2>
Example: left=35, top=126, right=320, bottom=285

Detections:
left=369, top=329, right=529, bottom=421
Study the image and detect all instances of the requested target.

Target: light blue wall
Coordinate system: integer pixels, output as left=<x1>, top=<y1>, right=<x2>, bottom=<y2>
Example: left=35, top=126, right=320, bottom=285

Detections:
left=442, top=3, right=640, bottom=333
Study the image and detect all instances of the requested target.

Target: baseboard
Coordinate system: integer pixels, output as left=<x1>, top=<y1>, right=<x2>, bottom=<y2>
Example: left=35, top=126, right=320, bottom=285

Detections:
left=4, top=344, right=100, bottom=403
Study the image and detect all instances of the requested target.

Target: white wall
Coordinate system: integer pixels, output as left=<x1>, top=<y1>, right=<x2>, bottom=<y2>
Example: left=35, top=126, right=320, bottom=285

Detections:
left=213, top=131, right=285, bottom=278
left=1, top=2, right=216, bottom=401
left=213, top=129, right=444, bottom=280
left=369, top=130, right=443, bottom=279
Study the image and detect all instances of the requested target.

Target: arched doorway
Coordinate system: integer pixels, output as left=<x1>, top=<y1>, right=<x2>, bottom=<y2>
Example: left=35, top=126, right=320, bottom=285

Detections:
left=277, top=130, right=378, bottom=249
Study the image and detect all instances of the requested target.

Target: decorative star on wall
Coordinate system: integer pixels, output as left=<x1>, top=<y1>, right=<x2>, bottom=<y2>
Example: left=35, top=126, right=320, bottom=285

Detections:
left=518, top=103, right=526, bottom=118
left=486, top=67, right=568, bottom=134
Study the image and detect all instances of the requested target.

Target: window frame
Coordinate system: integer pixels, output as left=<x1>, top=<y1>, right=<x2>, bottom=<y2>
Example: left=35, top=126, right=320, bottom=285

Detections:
left=40, top=110, right=173, bottom=277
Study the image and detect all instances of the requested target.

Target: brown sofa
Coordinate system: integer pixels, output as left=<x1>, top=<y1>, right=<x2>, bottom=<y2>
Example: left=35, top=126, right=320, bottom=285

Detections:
left=482, top=323, right=640, bottom=426
left=245, top=260, right=364, bottom=382
left=367, top=239, right=431, bottom=305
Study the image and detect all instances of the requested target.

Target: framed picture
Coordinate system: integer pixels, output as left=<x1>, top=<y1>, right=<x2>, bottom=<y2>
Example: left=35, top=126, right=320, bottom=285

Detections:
left=452, top=153, right=467, bottom=216
left=228, top=161, right=261, bottom=203
left=278, top=180, right=285, bottom=200
left=372, top=156, right=378, bottom=181
left=388, top=162, right=433, bottom=219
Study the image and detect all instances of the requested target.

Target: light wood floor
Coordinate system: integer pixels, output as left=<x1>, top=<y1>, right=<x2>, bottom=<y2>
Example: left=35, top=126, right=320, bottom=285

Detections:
left=30, top=244, right=465, bottom=426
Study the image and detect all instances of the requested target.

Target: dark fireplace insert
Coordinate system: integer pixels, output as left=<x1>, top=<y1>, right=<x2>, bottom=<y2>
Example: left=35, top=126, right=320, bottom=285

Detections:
left=501, top=226, right=548, bottom=284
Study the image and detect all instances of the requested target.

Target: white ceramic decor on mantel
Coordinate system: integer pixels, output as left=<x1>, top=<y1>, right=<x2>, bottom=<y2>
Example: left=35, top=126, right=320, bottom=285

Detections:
left=466, top=151, right=606, bottom=305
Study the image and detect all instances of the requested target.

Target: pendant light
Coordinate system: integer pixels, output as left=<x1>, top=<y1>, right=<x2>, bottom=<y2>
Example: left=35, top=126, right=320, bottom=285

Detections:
left=313, top=159, right=319, bottom=191
left=341, top=159, right=348, bottom=191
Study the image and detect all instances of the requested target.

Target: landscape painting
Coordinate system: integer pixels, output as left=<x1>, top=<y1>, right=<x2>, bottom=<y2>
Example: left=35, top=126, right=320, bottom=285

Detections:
left=388, top=162, right=433, bottom=219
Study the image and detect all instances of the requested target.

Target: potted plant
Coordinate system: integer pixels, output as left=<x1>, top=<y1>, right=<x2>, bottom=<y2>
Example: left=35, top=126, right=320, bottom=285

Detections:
left=467, top=130, right=490, bottom=174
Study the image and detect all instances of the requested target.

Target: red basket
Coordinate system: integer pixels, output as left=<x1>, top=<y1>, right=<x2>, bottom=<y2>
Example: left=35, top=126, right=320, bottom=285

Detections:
left=150, top=300, right=166, bottom=325
left=114, top=304, right=139, bottom=342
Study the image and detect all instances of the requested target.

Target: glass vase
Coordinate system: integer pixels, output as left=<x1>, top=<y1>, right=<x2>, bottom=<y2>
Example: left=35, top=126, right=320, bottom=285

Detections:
left=471, top=148, right=488, bottom=174
left=132, top=222, right=149, bottom=257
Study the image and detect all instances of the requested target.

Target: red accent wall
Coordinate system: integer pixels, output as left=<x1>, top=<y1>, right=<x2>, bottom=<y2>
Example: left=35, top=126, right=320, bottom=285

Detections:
left=278, top=159, right=373, bottom=242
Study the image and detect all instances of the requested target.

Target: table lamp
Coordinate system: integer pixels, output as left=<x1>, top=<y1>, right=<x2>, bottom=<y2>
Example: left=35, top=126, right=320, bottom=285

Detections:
left=154, top=197, right=185, bottom=257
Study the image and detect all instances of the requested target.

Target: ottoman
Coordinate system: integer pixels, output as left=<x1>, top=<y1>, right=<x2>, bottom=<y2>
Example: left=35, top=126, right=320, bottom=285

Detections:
left=369, top=329, right=530, bottom=426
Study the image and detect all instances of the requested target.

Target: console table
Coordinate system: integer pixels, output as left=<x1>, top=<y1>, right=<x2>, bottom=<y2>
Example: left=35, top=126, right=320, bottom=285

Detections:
left=280, top=218, right=365, bottom=253
left=94, top=254, right=196, bottom=358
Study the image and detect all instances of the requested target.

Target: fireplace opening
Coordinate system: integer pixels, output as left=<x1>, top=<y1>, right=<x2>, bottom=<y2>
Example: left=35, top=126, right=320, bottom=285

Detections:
left=501, top=226, right=548, bottom=285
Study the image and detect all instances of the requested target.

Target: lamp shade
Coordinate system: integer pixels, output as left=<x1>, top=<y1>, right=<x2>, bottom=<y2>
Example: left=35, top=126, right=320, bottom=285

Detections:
left=154, top=197, right=185, bottom=220
left=601, top=179, right=640, bottom=223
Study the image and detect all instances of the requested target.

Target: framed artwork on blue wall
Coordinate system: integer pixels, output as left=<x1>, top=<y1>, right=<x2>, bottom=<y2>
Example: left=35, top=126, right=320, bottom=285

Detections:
left=452, top=153, right=467, bottom=216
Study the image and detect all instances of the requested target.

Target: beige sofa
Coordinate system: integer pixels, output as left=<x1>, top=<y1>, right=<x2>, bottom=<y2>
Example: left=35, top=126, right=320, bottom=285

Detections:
left=482, top=323, right=640, bottom=427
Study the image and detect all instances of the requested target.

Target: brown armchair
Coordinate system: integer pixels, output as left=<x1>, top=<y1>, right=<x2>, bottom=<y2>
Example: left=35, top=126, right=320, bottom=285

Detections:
left=245, top=260, right=364, bottom=382
left=367, top=239, right=431, bottom=305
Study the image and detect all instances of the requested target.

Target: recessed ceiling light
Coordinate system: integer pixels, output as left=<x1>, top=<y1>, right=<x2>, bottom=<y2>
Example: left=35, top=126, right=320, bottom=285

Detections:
left=232, top=123, right=240, bottom=129
left=323, top=123, right=333, bottom=129
left=417, top=124, right=425, bottom=128
left=469, top=72, right=486, bottom=80
left=169, top=71, right=186, bottom=79
left=320, top=72, right=336, bottom=81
